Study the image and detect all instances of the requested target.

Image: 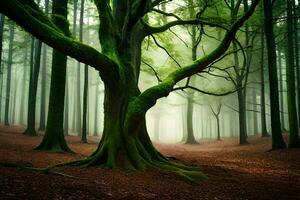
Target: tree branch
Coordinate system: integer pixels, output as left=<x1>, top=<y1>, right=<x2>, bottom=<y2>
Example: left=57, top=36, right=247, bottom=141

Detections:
left=0, top=0, right=119, bottom=81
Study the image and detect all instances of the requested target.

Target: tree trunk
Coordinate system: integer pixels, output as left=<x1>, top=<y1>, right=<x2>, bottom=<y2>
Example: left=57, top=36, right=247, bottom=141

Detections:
left=0, top=14, right=5, bottom=123
left=20, top=37, right=29, bottom=125
left=237, top=85, right=248, bottom=144
left=286, top=0, right=300, bottom=148
left=260, top=28, right=269, bottom=137
left=186, top=95, right=198, bottom=144
left=263, top=0, right=286, bottom=149
left=23, top=38, right=42, bottom=136
left=278, top=48, right=286, bottom=131
left=81, top=64, right=88, bottom=143
left=293, top=0, right=300, bottom=127
left=93, top=83, right=99, bottom=137
left=80, top=0, right=87, bottom=143
left=4, top=22, right=15, bottom=125
left=35, top=0, right=72, bottom=152
left=252, top=89, right=258, bottom=134
left=38, top=0, right=50, bottom=131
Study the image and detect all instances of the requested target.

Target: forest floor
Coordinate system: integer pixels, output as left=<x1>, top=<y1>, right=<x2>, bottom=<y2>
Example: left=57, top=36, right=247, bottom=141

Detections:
left=0, top=125, right=299, bottom=200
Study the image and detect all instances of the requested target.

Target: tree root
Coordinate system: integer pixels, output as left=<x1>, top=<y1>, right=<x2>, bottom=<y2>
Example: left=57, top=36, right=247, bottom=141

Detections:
left=0, top=161, right=75, bottom=178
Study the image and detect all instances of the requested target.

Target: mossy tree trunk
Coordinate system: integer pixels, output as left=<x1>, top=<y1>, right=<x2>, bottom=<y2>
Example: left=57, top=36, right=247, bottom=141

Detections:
left=0, top=0, right=260, bottom=180
left=263, top=0, right=286, bottom=149
left=286, top=0, right=300, bottom=148
left=35, top=0, right=72, bottom=152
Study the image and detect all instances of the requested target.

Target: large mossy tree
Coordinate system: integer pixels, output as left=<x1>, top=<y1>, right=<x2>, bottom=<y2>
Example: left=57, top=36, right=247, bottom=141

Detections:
left=0, top=0, right=259, bottom=181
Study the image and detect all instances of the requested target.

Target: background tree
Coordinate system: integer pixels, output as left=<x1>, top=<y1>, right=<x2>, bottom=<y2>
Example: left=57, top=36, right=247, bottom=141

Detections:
left=285, top=0, right=300, bottom=148
left=35, top=0, right=72, bottom=152
left=263, top=0, right=286, bottom=149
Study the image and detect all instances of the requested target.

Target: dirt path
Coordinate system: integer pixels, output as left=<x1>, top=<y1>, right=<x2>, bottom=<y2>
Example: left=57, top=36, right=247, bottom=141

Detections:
left=0, top=125, right=299, bottom=200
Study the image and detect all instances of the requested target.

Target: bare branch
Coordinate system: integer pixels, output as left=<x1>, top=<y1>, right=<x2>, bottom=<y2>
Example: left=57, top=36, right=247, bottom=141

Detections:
left=141, top=60, right=162, bottom=82
left=150, top=34, right=182, bottom=67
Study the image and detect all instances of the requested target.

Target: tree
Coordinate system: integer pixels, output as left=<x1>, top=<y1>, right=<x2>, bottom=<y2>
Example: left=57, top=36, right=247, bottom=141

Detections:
left=285, top=0, right=300, bottom=148
left=210, top=103, right=222, bottom=140
left=0, top=0, right=260, bottom=181
left=38, top=0, right=50, bottom=131
left=263, top=0, right=286, bottom=149
left=0, top=14, right=5, bottom=123
left=80, top=0, right=88, bottom=143
left=259, top=18, right=269, bottom=137
left=35, top=0, right=72, bottom=152
left=4, top=22, right=15, bottom=125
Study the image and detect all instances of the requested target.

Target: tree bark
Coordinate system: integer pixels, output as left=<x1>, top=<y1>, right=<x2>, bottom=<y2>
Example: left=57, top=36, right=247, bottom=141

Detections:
left=0, top=14, right=5, bottom=123
left=260, top=28, right=269, bottom=137
left=35, top=0, right=72, bottom=152
left=4, top=22, right=15, bottom=125
left=263, top=0, right=286, bottom=149
left=286, top=0, right=300, bottom=148
left=278, top=48, right=286, bottom=131
left=38, top=0, right=49, bottom=131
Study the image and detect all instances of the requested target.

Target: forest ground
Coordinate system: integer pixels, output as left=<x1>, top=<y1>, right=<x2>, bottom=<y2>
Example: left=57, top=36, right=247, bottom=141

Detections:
left=0, top=125, right=299, bottom=200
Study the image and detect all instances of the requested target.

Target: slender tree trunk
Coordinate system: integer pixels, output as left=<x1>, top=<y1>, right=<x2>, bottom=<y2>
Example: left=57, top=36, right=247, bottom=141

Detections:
left=293, top=0, right=300, bottom=127
left=75, top=0, right=83, bottom=135
left=20, top=38, right=29, bottom=125
left=80, top=0, right=87, bottom=143
left=237, top=85, right=248, bottom=144
left=69, top=0, right=78, bottom=133
left=82, top=64, right=88, bottom=143
left=278, top=48, right=286, bottom=131
left=263, top=0, right=286, bottom=149
left=38, top=0, right=50, bottom=131
left=93, top=84, right=99, bottom=137
left=186, top=95, right=198, bottom=143
left=286, top=0, right=300, bottom=148
left=4, top=23, right=15, bottom=125
left=36, top=0, right=72, bottom=152
left=260, top=29, right=269, bottom=137
left=252, top=89, right=258, bottom=134
left=23, top=38, right=42, bottom=136
left=216, top=118, right=221, bottom=140
left=0, top=14, right=5, bottom=123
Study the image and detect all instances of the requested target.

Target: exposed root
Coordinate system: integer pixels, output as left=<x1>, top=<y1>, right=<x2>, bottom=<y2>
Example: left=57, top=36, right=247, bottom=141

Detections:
left=0, top=161, right=75, bottom=178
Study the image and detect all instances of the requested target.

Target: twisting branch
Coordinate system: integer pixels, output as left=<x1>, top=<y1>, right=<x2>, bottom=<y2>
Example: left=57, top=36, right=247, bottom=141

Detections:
left=141, top=60, right=162, bottom=82
left=152, top=8, right=182, bottom=20
left=125, top=0, right=260, bottom=127
left=172, top=85, right=236, bottom=96
left=150, top=34, right=182, bottom=67
left=0, top=0, right=119, bottom=82
left=169, top=28, right=189, bottom=47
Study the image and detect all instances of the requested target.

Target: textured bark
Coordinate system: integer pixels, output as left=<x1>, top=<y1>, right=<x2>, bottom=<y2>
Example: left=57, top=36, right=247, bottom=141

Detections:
left=4, top=22, right=15, bottom=125
left=35, top=0, right=72, bottom=152
left=263, top=0, right=286, bottom=149
left=286, top=0, right=300, bottom=148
